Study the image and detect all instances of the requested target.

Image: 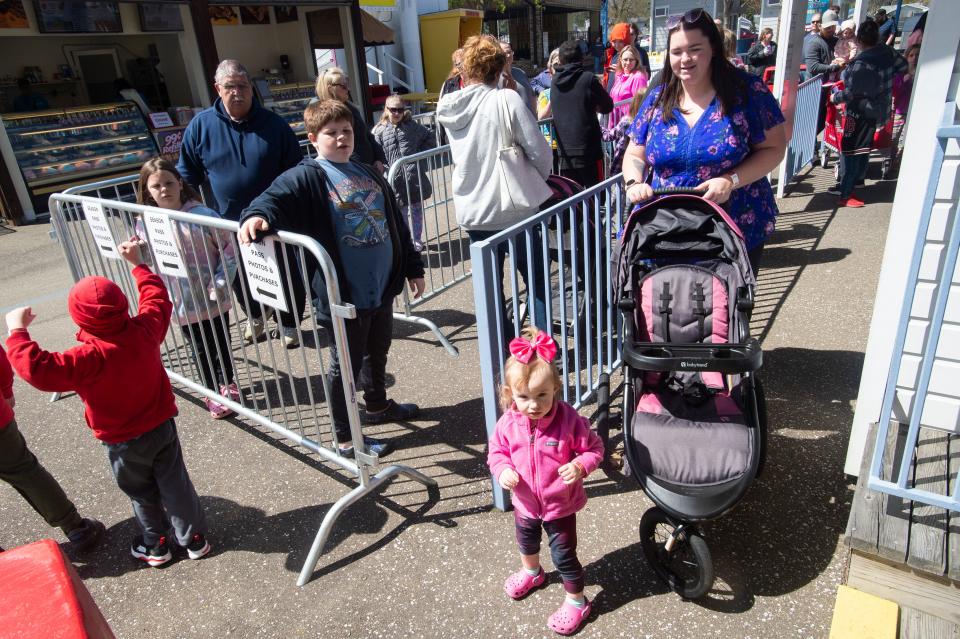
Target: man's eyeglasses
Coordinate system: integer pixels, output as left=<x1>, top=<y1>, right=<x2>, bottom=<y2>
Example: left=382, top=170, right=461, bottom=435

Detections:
left=666, top=8, right=706, bottom=31
left=387, top=107, right=404, bottom=114
left=811, top=19, right=822, bottom=24
left=220, top=83, right=251, bottom=93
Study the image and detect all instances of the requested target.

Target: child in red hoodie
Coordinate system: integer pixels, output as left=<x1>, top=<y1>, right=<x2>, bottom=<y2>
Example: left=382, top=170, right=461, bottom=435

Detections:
left=0, top=344, right=104, bottom=554
left=5, top=239, right=211, bottom=567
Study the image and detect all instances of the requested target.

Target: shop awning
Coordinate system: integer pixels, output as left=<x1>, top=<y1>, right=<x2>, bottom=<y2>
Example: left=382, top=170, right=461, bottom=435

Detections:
left=307, top=8, right=394, bottom=48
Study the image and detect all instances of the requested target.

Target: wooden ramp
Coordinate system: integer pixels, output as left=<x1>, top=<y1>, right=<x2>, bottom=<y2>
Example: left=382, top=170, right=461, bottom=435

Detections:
left=842, top=422, right=960, bottom=637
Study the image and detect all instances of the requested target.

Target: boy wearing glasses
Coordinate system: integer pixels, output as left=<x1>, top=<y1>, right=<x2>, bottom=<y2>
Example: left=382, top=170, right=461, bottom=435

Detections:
left=237, top=100, right=425, bottom=459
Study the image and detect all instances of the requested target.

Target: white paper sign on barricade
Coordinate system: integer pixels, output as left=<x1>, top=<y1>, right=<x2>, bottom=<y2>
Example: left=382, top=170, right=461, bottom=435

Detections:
left=81, top=200, right=120, bottom=259
left=142, top=210, right=189, bottom=278
left=238, top=237, right=289, bottom=313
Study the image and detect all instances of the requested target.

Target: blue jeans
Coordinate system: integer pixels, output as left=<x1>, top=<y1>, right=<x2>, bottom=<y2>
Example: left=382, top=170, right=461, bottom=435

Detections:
left=468, top=228, right=549, bottom=349
left=839, top=154, right=870, bottom=199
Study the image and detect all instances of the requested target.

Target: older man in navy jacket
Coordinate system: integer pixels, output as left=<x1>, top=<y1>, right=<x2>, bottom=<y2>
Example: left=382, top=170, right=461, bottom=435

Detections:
left=178, top=59, right=305, bottom=346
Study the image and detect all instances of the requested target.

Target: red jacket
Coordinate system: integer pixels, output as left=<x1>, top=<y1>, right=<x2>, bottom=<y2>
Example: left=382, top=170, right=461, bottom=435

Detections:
left=0, top=345, right=14, bottom=428
left=6, top=265, right=177, bottom=444
left=488, top=400, right=604, bottom=521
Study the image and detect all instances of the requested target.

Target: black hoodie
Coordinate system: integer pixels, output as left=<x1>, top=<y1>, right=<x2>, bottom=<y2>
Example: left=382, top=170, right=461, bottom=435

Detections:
left=239, top=158, right=424, bottom=320
left=549, top=63, right=613, bottom=161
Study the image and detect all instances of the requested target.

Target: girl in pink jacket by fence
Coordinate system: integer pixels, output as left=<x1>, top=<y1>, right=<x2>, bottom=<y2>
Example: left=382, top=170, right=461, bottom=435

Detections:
left=487, top=328, right=604, bottom=636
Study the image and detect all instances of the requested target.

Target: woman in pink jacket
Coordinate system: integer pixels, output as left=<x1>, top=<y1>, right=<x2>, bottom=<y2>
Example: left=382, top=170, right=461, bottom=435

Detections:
left=608, top=44, right=648, bottom=130
left=487, top=328, right=604, bottom=636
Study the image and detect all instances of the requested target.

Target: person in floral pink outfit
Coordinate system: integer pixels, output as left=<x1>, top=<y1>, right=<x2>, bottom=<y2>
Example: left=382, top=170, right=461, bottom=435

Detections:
left=488, top=328, right=604, bottom=636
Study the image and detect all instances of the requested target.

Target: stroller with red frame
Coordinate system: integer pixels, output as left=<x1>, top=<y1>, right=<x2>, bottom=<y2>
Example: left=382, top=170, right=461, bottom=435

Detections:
left=819, top=80, right=894, bottom=180
left=599, top=188, right=767, bottom=599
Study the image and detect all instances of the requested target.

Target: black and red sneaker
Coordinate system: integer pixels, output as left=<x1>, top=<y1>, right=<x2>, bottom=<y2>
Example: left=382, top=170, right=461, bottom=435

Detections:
left=131, top=534, right=172, bottom=567
left=186, top=533, right=211, bottom=560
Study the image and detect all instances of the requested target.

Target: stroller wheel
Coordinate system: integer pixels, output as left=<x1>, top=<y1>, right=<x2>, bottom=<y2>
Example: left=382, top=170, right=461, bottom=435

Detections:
left=639, top=507, right=714, bottom=600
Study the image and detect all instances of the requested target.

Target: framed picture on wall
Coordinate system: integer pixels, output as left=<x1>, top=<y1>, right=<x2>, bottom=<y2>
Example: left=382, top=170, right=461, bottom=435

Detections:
left=0, top=0, right=29, bottom=28
left=240, top=6, right=270, bottom=25
left=138, top=3, right=183, bottom=32
left=274, top=6, right=297, bottom=24
left=208, top=6, right=238, bottom=26
left=33, top=1, right=122, bottom=33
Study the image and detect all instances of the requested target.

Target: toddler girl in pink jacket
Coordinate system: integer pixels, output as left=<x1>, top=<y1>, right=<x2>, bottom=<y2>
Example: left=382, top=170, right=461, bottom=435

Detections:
left=487, top=328, right=604, bottom=636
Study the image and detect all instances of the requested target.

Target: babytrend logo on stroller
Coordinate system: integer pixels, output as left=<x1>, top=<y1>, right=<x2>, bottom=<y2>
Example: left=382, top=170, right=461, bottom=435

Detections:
left=602, top=189, right=768, bottom=600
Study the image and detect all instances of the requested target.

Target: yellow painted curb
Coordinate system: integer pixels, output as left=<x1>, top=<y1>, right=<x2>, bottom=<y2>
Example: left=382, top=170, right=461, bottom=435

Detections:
left=829, top=585, right=899, bottom=639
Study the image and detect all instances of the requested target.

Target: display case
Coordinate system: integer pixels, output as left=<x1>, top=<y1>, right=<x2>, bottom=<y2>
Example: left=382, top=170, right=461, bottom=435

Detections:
left=268, top=82, right=315, bottom=138
left=1, top=102, right=159, bottom=209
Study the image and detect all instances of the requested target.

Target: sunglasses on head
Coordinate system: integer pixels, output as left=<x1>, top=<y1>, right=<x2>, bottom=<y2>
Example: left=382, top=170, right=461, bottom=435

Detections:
left=666, top=8, right=706, bottom=31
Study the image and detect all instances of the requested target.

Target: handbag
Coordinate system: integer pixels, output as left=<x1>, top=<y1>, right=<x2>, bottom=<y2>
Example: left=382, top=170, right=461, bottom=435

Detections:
left=495, top=89, right=552, bottom=216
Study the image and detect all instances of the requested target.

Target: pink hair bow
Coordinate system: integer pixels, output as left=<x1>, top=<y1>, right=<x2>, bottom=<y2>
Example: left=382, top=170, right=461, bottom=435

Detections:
left=508, top=331, right=558, bottom=364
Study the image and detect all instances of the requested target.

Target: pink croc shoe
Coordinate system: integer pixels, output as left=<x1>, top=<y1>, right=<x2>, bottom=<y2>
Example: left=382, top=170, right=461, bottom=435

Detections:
left=503, top=567, right=546, bottom=599
left=547, top=598, right=592, bottom=635
left=205, top=398, right=234, bottom=419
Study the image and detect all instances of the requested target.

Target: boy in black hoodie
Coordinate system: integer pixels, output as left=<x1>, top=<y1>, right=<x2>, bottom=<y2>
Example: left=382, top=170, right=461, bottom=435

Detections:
left=550, top=40, right=614, bottom=188
left=238, top=100, right=425, bottom=459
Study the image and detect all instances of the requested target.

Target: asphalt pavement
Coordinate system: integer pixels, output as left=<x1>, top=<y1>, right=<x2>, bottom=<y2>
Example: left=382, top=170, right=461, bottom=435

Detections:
left=0, top=163, right=895, bottom=638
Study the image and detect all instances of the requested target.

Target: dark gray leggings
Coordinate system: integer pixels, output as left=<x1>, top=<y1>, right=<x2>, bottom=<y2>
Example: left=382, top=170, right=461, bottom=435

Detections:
left=515, top=512, right=584, bottom=594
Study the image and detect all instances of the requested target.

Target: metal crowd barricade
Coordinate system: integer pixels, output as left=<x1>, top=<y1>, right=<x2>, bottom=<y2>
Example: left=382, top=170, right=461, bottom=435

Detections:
left=46, top=193, right=437, bottom=585
left=386, top=144, right=467, bottom=356
left=777, top=74, right=824, bottom=198
left=469, top=175, right=627, bottom=510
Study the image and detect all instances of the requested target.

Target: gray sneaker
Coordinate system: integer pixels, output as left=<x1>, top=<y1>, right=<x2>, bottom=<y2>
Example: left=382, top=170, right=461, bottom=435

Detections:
left=67, top=517, right=105, bottom=554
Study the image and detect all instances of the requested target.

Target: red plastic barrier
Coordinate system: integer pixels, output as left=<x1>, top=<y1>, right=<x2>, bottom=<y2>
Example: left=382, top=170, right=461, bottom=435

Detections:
left=0, top=539, right=116, bottom=639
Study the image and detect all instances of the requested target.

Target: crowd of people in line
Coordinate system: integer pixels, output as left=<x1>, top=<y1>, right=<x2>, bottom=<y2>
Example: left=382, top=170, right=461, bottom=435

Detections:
left=0, top=6, right=924, bottom=635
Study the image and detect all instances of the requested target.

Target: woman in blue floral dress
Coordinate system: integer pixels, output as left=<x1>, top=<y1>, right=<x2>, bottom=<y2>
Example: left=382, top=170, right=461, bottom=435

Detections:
left=621, top=8, right=787, bottom=273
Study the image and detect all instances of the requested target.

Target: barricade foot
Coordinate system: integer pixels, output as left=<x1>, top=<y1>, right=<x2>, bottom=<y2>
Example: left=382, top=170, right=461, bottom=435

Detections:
left=393, top=312, right=459, bottom=358
left=296, top=463, right=438, bottom=586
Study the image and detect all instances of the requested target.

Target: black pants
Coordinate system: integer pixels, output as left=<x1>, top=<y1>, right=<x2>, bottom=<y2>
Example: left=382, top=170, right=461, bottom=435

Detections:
left=559, top=156, right=602, bottom=190
left=181, top=313, right=233, bottom=391
left=324, top=301, right=393, bottom=444
left=515, top=513, right=584, bottom=594
left=232, top=244, right=307, bottom=329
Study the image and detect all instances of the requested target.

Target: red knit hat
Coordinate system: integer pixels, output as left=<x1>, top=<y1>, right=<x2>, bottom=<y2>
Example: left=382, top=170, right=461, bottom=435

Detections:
left=609, top=23, right=631, bottom=43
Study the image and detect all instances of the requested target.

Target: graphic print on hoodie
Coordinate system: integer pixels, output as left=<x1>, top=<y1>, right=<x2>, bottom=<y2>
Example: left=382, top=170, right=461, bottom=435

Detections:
left=316, top=157, right=393, bottom=309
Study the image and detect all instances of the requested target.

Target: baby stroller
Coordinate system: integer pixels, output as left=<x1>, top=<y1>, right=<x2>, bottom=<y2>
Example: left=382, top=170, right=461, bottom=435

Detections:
left=607, top=188, right=767, bottom=599
left=820, top=80, right=894, bottom=180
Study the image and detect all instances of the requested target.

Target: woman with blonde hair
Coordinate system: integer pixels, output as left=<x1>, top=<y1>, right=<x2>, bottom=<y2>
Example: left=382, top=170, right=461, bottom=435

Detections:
left=315, top=67, right=386, bottom=172
left=440, top=48, right=464, bottom=97
left=607, top=43, right=648, bottom=128
left=436, top=33, right=552, bottom=340
left=373, top=95, right=435, bottom=250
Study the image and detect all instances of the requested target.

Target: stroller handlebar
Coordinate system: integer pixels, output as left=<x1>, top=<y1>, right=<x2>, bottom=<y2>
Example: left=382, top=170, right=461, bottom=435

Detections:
left=649, top=187, right=704, bottom=196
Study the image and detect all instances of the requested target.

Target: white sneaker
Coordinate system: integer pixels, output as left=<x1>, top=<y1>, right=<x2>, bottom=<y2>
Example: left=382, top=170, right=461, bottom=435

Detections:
left=243, top=318, right=265, bottom=344
left=281, top=327, right=299, bottom=349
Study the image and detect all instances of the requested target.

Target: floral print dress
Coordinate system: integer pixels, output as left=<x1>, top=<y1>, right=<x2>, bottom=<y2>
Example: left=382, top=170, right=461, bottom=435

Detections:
left=627, top=71, right=785, bottom=250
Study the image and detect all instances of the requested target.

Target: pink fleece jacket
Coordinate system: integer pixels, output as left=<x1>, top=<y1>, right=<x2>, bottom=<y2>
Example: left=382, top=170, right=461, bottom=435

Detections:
left=488, top=400, right=604, bottom=521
